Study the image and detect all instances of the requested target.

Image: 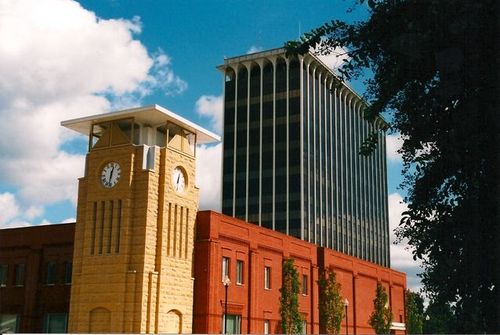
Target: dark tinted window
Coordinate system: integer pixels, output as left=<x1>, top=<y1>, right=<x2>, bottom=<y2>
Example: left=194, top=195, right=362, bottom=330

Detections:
left=14, top=263, right=25, bottom=287
left=0, top=264, right=7, bottom=287
left=64, top=261, right=72, bottom=284
left=46, top=261, right=56, bottom=285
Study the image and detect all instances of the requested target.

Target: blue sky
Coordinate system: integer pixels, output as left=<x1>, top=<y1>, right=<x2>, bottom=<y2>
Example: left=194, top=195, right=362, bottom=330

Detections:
left=0, top=0, right=420, bottom=291
left=78, top=0, right=371, bottom=119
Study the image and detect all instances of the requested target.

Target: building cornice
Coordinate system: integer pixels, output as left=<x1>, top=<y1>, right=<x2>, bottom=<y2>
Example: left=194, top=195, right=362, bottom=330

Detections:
left=218, top=47, right=388, bottom=129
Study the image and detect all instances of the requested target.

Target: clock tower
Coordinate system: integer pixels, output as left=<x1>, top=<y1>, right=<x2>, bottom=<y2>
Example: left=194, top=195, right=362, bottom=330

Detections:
left=62, top=105, right=219, bottom=333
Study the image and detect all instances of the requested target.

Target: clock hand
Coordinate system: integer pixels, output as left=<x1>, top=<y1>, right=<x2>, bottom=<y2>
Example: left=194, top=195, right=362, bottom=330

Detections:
left=109, top=166, right=115, bottom=182
left=177, top=174, right=180, bottom=185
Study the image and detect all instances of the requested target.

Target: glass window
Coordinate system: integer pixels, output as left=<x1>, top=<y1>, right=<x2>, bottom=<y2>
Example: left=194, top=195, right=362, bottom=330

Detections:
left=302, top=274, right=308, bottom=295
left=14, top=264, right=25, bottom=287
left=64, top=262, right=72, bottom=284
left=236, top=260, right=243, bottom=285
left=155, top=125, right=166, bottom=147
left=43, top=313, right=68, bottom=333
left=0, top=314, right=20, bottom=333
left=264, top=266, right=271, bottom=289
left=0, top=265, right=7, bottom=287
left=264, top=319, right=270, bottom=334
left=46, top=262, right=56, bottom=285
left=222, top=257, right=230, bottom=282
left=222, top=314, right=241, bottom=334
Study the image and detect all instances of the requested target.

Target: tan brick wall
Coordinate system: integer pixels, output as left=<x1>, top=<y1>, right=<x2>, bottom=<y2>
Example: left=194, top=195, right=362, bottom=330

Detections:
left=69, top=141, right=198, bottom=334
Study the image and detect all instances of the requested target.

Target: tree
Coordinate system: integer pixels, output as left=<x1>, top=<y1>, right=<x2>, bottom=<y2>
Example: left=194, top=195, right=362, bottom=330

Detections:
left=285, top=1, right=498, bottom=332
left=369, top=283, right=393, bottom=334
left=279, top=259, right=303, bottom=334
left=423, top=299, right=456, bottom=334
left=405, top=290, right=424, bottom=334
left=318, top=266, right=345, bottom=335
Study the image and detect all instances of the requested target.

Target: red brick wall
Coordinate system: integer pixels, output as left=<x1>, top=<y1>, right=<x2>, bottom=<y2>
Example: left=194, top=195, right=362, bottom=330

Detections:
left=193, top=211, right=407, bottom=334
left=320, top=248, right=407, bottom=334
left=193, top=211, right=320, bottom=333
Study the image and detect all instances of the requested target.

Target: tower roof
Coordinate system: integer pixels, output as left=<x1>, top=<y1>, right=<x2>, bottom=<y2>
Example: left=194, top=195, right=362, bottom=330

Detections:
left=218, top=47, right=388, bottom=129
left=61, top=104, right=220, bottom=144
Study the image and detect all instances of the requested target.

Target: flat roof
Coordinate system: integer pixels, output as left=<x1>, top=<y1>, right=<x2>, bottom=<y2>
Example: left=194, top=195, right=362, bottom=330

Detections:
left=218, top=47, right=389, bottom=128
left=61, top=104, right=220, bottom=144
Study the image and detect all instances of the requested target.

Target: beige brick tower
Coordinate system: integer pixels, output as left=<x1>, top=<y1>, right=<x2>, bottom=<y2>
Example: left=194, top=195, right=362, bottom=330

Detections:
left=62, top=105, right=219, bottom=333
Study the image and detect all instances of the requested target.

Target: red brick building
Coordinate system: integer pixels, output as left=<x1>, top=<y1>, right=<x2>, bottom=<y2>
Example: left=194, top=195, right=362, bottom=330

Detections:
left=193, top=211, right=406, bottom=334
left=0, top=211, right=406, bottom=334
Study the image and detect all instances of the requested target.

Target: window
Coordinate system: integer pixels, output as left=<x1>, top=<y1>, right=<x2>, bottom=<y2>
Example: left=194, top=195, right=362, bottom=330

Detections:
left=222, top=314, right=241, bottom=334
left=64, top=262, right=72, bottom=284
left=43, top=313, right=68, bottom=333
left=0, top=314, right=20, bottom=333
left=236, top=260, right=243, bottom=285
left=264, top=266, right=271, bottom=289
left=264, top=320, right=270, bottom=335
left=46, top=262, right=56, bottom=285
left=222, top=257, right=230, bottom=282
left=0, top=265, right=7, bottom=287
left=14, top=264, right=25, bottom=287
left=302, top=274, right=308, bottom=295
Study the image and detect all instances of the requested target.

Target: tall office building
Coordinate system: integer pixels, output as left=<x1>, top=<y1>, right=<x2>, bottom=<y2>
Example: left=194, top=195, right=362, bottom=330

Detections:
left=220, top=48, right=390, bottom=266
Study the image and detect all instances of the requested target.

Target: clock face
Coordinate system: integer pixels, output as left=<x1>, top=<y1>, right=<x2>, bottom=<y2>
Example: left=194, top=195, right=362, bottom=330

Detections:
left=101, top=162, right=121, bottom=188
left=172, top=166, right=186, bottom=193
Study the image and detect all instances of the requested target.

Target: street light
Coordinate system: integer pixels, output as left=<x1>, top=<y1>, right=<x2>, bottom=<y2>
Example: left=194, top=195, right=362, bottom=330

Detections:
left=223, top=275, right=231, bottom=334
left=344, top=298, right=349, bottom=335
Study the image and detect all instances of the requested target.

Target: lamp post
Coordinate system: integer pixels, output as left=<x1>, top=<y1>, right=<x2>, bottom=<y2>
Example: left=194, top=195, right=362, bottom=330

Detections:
left=223, top=275, right=231, bottom=334
left=344, top=298, right=349, bottom=335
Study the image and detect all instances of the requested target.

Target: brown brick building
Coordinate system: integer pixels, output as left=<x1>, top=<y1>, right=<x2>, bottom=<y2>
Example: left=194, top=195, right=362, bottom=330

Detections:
left=0, top=223, right=74, bottom=333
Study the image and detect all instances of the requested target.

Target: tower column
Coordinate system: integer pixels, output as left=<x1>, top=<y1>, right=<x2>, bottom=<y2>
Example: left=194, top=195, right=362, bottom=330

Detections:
left=348, top=95, right=354, bottom=256
left=311, top=65, right=317, bottom=245
left=244, top=62, right=252, bottom=222
left=299, top=56, right=305, bottom=240
left=285, top=57, right=290, bottom=234
left=305, top=60, right=312, bottom=243
left=271, top=56, right=277, bottom=230
left=232, top=65, right=239, bottom=217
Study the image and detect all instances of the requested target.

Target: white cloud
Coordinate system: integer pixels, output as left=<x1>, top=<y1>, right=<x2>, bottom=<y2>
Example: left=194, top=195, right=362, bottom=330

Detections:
left=39, top=217, right=75, bottom=226
left=388, top=192, right=423, bottom=291
left=0, top=0, right=186, bottom=228
left=388, top=192, right=408, bottom=243
left=147, top=51, right=188, bottom=97
left=196, top=143, right=222, bottom=211
left=0, top=219, right=33, bottom=230
left=195, top=95, right=223, bottom=133
left=24, top=206, right=44, bottom=220
left=0, top=193, right=20, bottom=226
left=315, top=46, right=350, bottom=70
left=3, top=151, right=85, bottom=206
left=0, top=192, right=45, bottom=229
left=386, top=134, right=404, bottom=162
left=247, top=45, right=263, bottom=54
